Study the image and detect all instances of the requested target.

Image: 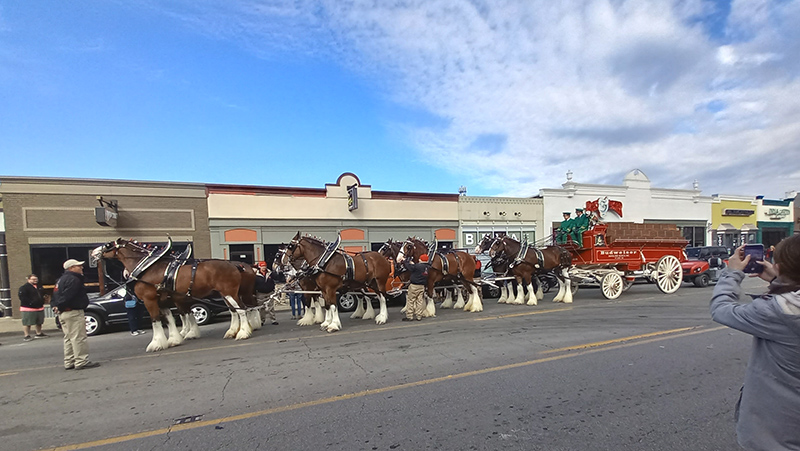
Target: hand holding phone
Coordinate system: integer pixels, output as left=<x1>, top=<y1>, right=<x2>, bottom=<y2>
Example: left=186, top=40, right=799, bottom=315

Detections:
left=742, top=244, right=765, bottom=274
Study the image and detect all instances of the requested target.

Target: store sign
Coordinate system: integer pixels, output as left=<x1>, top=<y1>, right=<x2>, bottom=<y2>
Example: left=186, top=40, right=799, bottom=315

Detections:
left=347, top=184, right=358, bottom=212
left=585, top=197, right=623, bottom=218
left=94, top=197, right=118, bottom=227
left=723, top=209, right=754, bottom=217
left=766, top=208, right=790, bottom=220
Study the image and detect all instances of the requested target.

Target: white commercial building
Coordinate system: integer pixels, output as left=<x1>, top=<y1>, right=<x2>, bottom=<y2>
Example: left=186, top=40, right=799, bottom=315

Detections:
left=539, top=169, right=713, bottom=247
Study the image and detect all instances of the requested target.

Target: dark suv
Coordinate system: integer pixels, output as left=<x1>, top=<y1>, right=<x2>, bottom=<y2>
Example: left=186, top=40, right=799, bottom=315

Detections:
left=85, top=286, right=230, bottom=336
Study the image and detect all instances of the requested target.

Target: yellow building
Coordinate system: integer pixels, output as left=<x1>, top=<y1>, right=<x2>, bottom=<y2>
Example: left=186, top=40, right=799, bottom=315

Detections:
left=711, top=195, right=759, bottom=249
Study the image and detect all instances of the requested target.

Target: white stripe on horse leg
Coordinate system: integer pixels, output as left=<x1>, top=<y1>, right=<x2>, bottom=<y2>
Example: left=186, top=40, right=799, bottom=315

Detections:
left=453, top=288, right=466, bottom=309
left=464, top=286, right=474, bottom=311
left=553, top=277, right=566, bottom=303
left=563, top=270, right=574, bottom=303
left=179, top=314, right=190, bottom=337
left=468, top=286, right=483, bottom=312
left=224, top=295, right=241, bottom=310
left=321, top=306, right=332, bottom=330
left=146, top=320, right=169, bottom=352
left=350, top=294, right=366, bottom=319
left=327, top=305, right=342, bottom=332
left=441, top=289, right=454, bottom=309
left=526, top=283, right=538, bottom=306
left=183, top=313, right=201, bottom=339
left=224, top=311, right=240, bottom=339
left=524, top=284, right=531, bottom=302
left=362, top=296, right=376, bottom=320
left=313, top=298, right=325, bottom=324
left=513, top=282, right=525, bottom=305
left=536, top=282, right=544, bottom=301
left=423, top=296, right=436, bottom=317
left=235, top=310, right=252, bottom=340
left=375, top=294, right=388, bottom=325
left=497, top=283, right=508, bottom=304
left=297, top=305, right=315, bottom=326
left=247, top=309, right=261, bottom=331
left=164, top=309, right=184, bottom=347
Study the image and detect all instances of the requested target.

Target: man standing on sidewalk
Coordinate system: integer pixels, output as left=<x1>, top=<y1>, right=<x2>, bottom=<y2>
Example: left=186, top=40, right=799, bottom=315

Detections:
left=51, top=259, right=100, bottom=370
left=398, top=253, right=430, bottom=321
left=18, top=274, right=47, bottom=341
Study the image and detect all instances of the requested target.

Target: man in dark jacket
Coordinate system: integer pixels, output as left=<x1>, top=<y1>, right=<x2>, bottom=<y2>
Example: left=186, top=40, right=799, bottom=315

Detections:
left=399, top=254, right=430, bottom=321
left=18, top=274, right=47, bottom=341
left=51, top=259, right=99, bottom=370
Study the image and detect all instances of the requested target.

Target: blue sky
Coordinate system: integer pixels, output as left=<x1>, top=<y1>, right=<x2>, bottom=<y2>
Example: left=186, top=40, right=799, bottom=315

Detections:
left=1, top=1, right=798, bottom=198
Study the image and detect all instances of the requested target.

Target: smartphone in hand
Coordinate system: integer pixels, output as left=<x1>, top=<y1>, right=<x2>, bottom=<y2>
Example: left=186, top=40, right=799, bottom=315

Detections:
left=743, top=244, right=765, bottom=273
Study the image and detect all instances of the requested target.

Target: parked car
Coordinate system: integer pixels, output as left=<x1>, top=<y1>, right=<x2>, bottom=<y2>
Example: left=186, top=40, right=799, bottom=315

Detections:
left=682, top=246, right=731, bottom=287
left=85, top=286, right=230, bottom=336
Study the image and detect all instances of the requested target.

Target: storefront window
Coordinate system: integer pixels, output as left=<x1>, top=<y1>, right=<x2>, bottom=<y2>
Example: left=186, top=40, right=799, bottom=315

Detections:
left=680, top=226, right=706, bottom=247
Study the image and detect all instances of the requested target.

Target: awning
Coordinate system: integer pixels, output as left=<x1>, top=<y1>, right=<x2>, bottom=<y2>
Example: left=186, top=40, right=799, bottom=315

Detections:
left=741, top=223, right=759, bottom=231
left=717, top=223, right=737, bottom=231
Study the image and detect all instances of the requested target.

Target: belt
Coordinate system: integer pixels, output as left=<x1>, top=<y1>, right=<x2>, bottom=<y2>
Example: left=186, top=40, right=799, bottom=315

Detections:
left=60, top=308, right=73, bottom=312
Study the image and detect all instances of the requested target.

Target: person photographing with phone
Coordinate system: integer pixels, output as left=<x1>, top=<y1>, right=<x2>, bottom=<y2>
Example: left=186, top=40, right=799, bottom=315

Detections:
left=710, top=236, right=800, bottom=450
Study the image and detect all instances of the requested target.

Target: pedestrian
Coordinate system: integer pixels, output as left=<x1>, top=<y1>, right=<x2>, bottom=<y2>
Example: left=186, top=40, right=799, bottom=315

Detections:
left=122, top=279, right=146, bottom=336
left=710, top=237, right=800, bottom=450
left=51, top=259, right=100, bottom=370
left=18, top=274, right=47, bottom=341
left=255, top=262, right=278, bottom=325
left=398, top=253, right=430, bottom=321
left=285, top=267, right=305, bottom=320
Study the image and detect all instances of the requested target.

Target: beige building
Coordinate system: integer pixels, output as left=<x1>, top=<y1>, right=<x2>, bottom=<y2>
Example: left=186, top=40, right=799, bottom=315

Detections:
left=0, top=177, right=211, bottom=317
left=458, top=196, right=543, bottom=247
left=207, top=173, right=461, bottom=265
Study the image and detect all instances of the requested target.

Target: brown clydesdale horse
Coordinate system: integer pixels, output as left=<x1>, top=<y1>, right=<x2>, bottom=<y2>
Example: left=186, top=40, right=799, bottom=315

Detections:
left=474, top=233, right=520, bottom=304
left=273, top=246, right=326, bottom=326
left=487, top=235, right=573, bottom=304
left=283, top=233, right=392, bottom=332
left=91, top=238, right=260, bottom=352
left=397, top=238, right=482, bottom=313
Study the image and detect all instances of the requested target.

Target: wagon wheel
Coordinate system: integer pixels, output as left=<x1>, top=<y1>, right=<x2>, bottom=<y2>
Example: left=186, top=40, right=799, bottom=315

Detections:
left=655, top=255, right=683, bottom=294
left=600, top=272, right=624, bottom=300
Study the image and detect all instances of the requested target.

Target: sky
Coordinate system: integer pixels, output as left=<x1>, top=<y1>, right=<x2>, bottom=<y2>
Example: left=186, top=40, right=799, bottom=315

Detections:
left=0, top=0, right=798, bottom=199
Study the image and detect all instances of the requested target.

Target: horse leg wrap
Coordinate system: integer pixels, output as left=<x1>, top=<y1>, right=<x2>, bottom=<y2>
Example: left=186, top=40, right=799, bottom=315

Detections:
left=467, top=286, right=483, bottom=312
left=350, top=295, right=366, bottom=319
left=165, top=309, right=184, bottom=348
left=526, top=283, right=538, bottom=306
left=182, top=314, right=202, bottom=340
left=297, top=306, right=315, bottom=326
left=441, top=290, right=454, bottom=309
left=224, top=312, right=240, bottom=339
left=375, top=294, right=388, bottom=325
left=498, top=283, right=508, bottom=304
left=453, top=289, right=466, bottom=309
left=146, top=320, right=170, bottom=353
left=313, top=298, right=325, bottom=324
left=423, top=296, right=436, bottom=317
left=235, top=310, right=253, bottom=340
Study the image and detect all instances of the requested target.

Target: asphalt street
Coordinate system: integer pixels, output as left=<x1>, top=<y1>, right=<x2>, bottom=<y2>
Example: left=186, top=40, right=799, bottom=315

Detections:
left=0, top=278, right=768, bottom=451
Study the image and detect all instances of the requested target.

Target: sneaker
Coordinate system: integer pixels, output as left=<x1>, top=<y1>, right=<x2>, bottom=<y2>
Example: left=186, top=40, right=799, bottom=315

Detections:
left=23, top=336, right=33, bottom=342
left=131, top=331, right=140, bottom=336
left=34, top=333, right=48, bottom=338
left=271, top=321, right=279, bottom=325
left=401, top=317, right=413, bottom=321
left=75, top=361, right=100, bottom=370
left=65, top=365, right=74, bottom=370
left=415, top=317, right=422, bottom=321
left=137, top=330, right=146, bottom=335
left=290, top=316, right=296, bottom=320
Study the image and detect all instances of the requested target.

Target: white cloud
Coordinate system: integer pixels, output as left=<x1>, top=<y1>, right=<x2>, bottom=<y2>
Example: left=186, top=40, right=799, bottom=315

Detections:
left=151, top=0, right=800, bottom=198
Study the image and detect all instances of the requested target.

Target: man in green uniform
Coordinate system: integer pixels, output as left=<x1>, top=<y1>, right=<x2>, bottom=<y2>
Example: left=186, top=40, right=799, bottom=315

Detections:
left=557, top=212, right=573, bottom=244
left=572, top=208, right=589, bottom=247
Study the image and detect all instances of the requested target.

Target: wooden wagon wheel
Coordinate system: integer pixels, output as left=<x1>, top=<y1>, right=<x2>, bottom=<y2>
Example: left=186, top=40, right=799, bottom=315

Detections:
left=600, top=272, right=624, bottom=299
left=655, top=255, right=683, bottom=294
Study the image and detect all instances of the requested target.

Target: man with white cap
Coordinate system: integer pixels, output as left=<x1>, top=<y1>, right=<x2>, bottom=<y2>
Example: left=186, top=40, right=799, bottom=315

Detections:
left=51, top=259, right=100, bottom=370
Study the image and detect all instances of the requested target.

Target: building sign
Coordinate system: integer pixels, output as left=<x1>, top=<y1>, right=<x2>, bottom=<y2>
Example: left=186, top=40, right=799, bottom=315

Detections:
left=347, top=185, right=358, bottom=212
left=766, top=208, right=790, bottom=220
left=463, top=230, right=535, bottom=247
left=723, top=209, right=754, bottom=217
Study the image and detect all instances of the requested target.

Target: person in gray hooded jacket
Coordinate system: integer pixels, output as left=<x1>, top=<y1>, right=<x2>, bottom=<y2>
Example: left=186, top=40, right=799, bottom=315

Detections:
left=711, top=236, right=800, bottom=451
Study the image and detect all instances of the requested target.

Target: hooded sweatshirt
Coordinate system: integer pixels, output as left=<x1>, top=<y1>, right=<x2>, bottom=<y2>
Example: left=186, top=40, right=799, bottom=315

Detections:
left=710, top=268, right=800, bottom=451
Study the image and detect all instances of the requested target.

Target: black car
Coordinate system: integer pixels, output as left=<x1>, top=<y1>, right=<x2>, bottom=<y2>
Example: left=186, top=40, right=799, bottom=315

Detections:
left=85, top=286, right=230, bottom=336
left=685, top=246, right=731, bottom=260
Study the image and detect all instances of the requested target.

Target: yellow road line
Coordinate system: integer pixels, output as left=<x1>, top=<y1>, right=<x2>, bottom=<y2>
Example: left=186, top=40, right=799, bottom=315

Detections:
left=0, top=372, right=18, bottom=377
left=43, top=325, right=724, bottom=451
left=473, top=307, right=572, bottom=320
left=541, top=326, right=699, bottom=354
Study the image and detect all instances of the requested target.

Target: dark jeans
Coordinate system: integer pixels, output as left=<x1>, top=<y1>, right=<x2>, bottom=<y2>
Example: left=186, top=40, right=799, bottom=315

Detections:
left=289, top=293, right=305, bottom=316
left=126, top=304, right=143, bottom=332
